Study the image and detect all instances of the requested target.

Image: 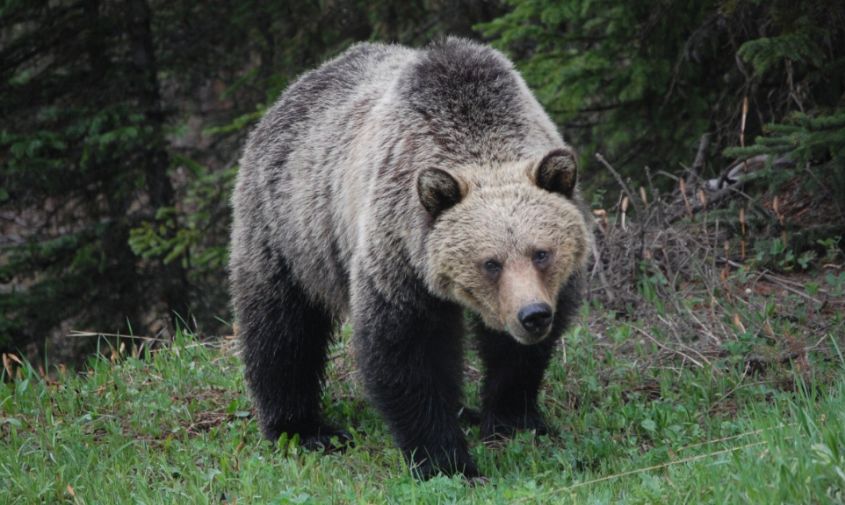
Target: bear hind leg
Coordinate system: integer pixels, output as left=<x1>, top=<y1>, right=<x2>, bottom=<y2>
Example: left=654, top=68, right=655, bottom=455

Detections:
left=234, top=256, right=349, bottom=450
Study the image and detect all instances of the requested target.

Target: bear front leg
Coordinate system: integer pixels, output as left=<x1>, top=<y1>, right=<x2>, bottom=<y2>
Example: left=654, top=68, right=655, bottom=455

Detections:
left=473, top=274, right=582, bottom=440
left=473, top=325, right=557, bottom=440
left=233, top=256, right=349, bottom=450
left=353, top=279, right=478, bottom=479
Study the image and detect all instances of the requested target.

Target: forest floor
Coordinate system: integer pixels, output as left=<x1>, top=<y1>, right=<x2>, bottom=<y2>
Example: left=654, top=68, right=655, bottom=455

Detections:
left=2, top=259, right=845, bottom=504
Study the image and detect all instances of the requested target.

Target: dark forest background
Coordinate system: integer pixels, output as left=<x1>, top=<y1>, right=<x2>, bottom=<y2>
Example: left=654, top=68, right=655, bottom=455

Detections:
left=2, top=0, right=844, bottom=363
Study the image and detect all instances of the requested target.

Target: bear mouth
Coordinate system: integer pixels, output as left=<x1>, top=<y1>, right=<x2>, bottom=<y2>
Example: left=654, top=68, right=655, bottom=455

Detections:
left=506, top=325, right=551, bottom=346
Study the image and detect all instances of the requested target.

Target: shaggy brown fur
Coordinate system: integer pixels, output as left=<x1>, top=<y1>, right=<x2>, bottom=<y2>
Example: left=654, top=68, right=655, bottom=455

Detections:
left=229, top=38, right=590, bottom=479
left=424, top=154, right=589, bottom=344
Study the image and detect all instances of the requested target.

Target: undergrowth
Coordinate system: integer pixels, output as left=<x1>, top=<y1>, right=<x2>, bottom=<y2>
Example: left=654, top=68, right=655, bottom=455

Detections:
left=2, top=293, right=844, bottom=504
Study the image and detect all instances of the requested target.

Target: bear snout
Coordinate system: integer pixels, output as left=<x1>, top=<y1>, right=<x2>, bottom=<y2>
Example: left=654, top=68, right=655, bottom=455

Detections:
left=518, top=302, right=553, bottom=335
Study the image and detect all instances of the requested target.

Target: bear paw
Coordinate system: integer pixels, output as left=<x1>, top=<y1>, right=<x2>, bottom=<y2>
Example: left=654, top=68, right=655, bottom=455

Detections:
left=409, top=448, right=481, bottom=480
left=299, top=425, right=354, bottom=452
left=481, top=411, right=551, bottom=441
left=267, top=423, right=353, bottom=453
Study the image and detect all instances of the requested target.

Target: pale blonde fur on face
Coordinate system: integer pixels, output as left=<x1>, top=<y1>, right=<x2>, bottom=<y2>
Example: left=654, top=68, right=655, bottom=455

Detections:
left=424, top=159, right=589, bottom=344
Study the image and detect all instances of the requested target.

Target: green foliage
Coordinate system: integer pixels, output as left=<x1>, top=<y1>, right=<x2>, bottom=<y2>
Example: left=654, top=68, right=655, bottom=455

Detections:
left=480, top=0, right=722, bottom=180
left=129, top=158, right=234, bottom=272
left=128, top=158, right=235, bottom=319
left=3, top=0, right=843, bottom=358
left=481, top=0, right=845, bottom=190
left=0, top=0, right=186, bottom=352
left=749, top=237, right=818, bottom=272
left=737, top=28, right=827, bottom=75
left=1, top=325, right=843, bottom=503
left=725, top=111, right=845, bottom=187
left=1, top=0, right=506, bottom=355
left=0, top=103, right=156, bottom=348
left=725, top=3, right=845, bottom=194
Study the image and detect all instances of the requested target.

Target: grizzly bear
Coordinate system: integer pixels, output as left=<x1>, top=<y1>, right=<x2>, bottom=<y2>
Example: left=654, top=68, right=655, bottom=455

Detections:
left=229, top=38, right=590, bottom=479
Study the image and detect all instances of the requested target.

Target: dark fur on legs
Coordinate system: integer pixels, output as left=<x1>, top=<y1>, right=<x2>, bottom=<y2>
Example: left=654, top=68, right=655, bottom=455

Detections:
left=474, top=326, right=557, bottom=439
left=472, top=274, right=583, bottom=440
left=354, top=277, right=478, bottom=479
left=233, top=255, right=349, bottom=449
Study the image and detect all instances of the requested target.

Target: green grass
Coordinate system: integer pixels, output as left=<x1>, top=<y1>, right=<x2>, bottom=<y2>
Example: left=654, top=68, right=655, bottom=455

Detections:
left=2, top=320, right=844, bottom=504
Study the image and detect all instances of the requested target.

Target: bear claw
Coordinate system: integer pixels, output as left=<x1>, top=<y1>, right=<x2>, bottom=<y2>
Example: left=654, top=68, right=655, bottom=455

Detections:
left=300, top=426, right=354, bottom=452
left=268, top=424, right=354, bottom=453
left=411, top=456, right=481, bottom=481
left=481, top=412, right=551, bottom=441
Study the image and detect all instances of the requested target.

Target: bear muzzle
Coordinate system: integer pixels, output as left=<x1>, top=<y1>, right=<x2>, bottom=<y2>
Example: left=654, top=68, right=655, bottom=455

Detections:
left=504, top=302, right=554, bottom=345
left=498, top=262, right=555, bottom=344
left=518, top=302, right=553, bottom=335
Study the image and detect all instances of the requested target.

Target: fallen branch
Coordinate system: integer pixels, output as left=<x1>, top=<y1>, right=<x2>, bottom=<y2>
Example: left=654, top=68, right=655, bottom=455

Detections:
left=665, top=153, right=794, bottom=225
left=632, top=325, right=705, bottom=368
left=687, top=133, right=710, bottom=181
left=595, top=152, right=643, bottom=217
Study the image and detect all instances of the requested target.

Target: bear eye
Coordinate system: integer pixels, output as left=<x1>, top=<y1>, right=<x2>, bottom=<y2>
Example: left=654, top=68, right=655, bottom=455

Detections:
left=532, top=250, right=551, bottom=267
left=482, top=259, right=503, bottom=276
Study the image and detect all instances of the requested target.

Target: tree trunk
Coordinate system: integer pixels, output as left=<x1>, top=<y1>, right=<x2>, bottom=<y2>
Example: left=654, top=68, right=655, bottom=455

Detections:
left=126, top=0, right=191, bottom=330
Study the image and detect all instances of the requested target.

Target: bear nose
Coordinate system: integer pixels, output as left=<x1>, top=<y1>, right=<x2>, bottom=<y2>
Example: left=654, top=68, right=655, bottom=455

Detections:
left=518, top=303, right=553, bottom=334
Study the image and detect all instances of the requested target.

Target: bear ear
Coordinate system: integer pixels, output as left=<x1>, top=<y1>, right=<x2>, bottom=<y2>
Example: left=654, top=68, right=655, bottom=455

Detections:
left=417, top=168, right=466, bottom=219
left=533, top=148, right=578, bottom=198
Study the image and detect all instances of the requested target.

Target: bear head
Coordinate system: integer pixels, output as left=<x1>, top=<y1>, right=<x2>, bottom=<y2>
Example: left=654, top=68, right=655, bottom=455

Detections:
left=419, top=148, right=590, bottom=345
